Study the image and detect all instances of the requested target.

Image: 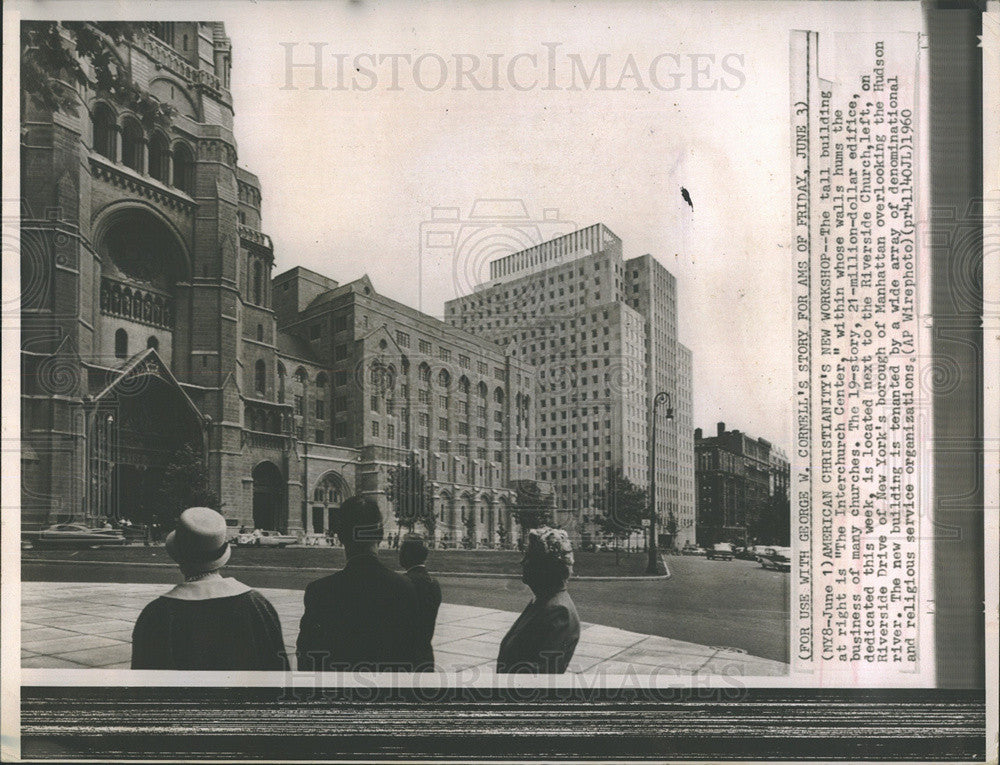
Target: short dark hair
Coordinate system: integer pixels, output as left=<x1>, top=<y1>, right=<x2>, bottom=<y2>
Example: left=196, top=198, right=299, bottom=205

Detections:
left=399, top=533, right=428, bottom=567
left=334, top=495, right=383, bottom=545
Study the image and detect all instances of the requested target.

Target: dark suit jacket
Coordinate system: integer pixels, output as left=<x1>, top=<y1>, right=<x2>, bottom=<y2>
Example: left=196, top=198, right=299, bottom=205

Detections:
left=296, top=553, right=421, bottom=671
left=496, top=588, right=580, bottom=674
left=405, top=565, right=442, bottom=671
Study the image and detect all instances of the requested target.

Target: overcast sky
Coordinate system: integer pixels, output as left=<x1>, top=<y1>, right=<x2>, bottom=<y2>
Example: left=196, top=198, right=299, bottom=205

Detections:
left=214, top=0, right=923, bottom=450
left=20, top=0, right=923, bottom=449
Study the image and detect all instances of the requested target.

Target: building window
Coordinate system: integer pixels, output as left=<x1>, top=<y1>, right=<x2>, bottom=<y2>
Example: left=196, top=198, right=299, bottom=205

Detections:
left=172, top=142, right=195, bottom=194
left=387, top=423, right=395, bottom=439
left=92, top=103, right=116, bottom=160
left=121, top=117, right=144, bottom=172
left=438, top=417, right=448, bottom=432
left=294, top=394, right=304, bottom=415
left=372, top=421, right=380, bottom=437
left=146, top=335, right=158, bottom=350
left=256, top=323, right=264, bottom=341
left=254, top=359, right=266, bottom=394
left=148, top=131, right=170, bottom=183
left=316, top=400, right=325, bottom=419
left=396, top=330, right=410, bottom=347
left=419, top=339, right=432, bottom=354
left=315, top=429, right=324, bottom=443
left=114, top=328, right=128, bottom=358
left=371, top=395, right=380, bottom=412
left=310, top=323, right=321, bottom=340
left=334, top=344, right=348, bottom=361
left=459, top=354, right=470, bottom=368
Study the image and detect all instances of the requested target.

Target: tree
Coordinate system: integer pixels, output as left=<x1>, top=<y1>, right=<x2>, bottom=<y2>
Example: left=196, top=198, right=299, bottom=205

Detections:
left=594, top=467, right=648, bottom=553
left=387, top=453, right=435, bottom=534
left=21, top=22, right=175, bottom=128
left=152, top=443, right=219, bottom=527
left=511, top=480, right=553, bottom=537
left=496, top=521, right=509, bottom=550
left=664, top=509, right=679, bottom=550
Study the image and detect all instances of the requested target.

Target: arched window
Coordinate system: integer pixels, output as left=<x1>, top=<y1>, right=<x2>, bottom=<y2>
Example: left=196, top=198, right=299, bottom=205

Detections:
left=146, top=335, right=159, bottom=350
left=494, top=387, right=504, bottom=405
left=92, top=103, right=116, bottom=160
left=252, top=261, right=263, bottom=305
left=437, top=369, right=451, bottom=389
left=458, top=376, right=470, bottom=394
left=121, top=117, right=144, bottom=172
left=418, top=363, right=431, bottom=384
left=114, top=329, right=128, bottom=358
left=255, top=359, right=266, bottom=395
left=172, top=142, right=194, bottom=194
left=277, top=362, right=286, bottom=403
left=148, top=131, right=170, bottom=183
left=477, top=381, right=488, bottom=399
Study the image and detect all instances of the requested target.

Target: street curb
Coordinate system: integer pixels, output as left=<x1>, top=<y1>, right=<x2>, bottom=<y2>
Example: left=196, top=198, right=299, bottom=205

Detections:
left=22, top=557, right=672, bottom=581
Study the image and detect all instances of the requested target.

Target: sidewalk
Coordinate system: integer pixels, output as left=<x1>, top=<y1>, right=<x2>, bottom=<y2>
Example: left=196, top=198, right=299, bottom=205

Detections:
left=21, top=581, right=788, bottom=676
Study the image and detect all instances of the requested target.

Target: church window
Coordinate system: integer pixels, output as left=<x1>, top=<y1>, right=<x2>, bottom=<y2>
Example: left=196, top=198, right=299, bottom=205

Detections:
left=114, top=329, right=128, bottom=358
left=254, top=359, right=266, bottom=394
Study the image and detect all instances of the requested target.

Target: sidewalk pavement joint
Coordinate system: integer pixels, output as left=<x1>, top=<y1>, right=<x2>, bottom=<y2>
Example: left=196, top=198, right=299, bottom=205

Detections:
left=20, top=581, right=787, bottom=676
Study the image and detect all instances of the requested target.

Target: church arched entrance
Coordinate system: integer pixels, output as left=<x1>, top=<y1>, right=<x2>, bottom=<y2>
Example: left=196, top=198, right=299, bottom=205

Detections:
left=252, top=461, right=285, bottom=531
left=311, top=471, right=349, bottom=536
left=87, top=358, right=205, bottom=528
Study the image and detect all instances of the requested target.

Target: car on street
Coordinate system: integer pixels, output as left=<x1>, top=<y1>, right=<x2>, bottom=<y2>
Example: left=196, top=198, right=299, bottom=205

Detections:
left=236, top=529, right=297, bottom=548
left=758, top=546, right=792, bottom=571
left=27, top=523, right=127, bottom=548
left=705, top=542, right=735, bottom=561
left=680, top=545, right=706, bottom=556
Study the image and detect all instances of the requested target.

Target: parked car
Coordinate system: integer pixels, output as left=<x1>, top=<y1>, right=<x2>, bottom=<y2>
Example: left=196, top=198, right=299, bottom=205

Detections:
left=705, top=542, right=735, bottom=561
left=680, top=545, right=706, bottom=556
left=734, top=545, right=758, bottom=560
left=28, top=523, right=126, bottom=548
left=237, top=529, right=297, bottom=548
left=759, top=546, right=792, bottom=571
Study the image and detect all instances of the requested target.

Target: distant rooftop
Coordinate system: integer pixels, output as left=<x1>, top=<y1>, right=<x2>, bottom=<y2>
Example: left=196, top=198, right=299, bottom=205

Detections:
left=485, top=223, right=621, bottom=286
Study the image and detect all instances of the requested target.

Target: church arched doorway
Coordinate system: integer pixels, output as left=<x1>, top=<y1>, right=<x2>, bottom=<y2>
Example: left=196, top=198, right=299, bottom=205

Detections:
left=252, top=461, right=285, bottom=531
left=311, top=471, right=348, bottom=536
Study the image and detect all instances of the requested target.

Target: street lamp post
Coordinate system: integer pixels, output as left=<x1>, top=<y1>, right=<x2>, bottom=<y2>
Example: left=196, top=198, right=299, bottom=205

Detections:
left=647, top=391, right=673, bottom=575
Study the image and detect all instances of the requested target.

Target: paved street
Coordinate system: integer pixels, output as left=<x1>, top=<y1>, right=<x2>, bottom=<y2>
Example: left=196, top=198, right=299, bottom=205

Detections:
left=23, top=552, right=788, bottom=663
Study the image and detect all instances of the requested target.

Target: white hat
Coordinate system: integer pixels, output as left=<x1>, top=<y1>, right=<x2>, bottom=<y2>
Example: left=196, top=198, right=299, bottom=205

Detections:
left=165, top=507, right=231, bottom=573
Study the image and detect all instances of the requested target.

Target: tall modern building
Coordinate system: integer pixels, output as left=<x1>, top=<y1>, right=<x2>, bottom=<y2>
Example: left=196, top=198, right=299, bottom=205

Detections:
left=19, top=22, right=532, bottom=545
left=694, top=422, right=790, bottom=545
left=444, top=224, right=695, bottom=546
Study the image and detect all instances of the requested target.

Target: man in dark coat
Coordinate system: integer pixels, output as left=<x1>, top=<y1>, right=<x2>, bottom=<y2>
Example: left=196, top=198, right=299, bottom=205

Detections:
left=399, top=533, right=442, bottom=671
left=497, top=527, right=580, bottom=673
left=296, top=496, right=421, bottom=672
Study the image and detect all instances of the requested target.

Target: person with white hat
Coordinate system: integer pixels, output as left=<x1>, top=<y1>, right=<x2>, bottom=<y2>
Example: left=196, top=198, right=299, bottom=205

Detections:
left=496, top=526, right=581, bottom=674
left=131, top=506, right=288, bottom=670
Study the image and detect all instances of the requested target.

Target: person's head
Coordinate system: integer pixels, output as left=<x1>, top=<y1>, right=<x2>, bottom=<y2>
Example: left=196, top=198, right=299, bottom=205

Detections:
left=165, top=507, right=231, bottom=578
left=334, top=495, right=383, bottom=554
left=521, top=526, right=574, bottom=593
left=399, top=533, right=429, bottom=569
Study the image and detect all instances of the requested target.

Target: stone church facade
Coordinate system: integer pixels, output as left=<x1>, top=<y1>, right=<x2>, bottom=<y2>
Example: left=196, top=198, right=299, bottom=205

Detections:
left=20, top=22, right=534, bottom=544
